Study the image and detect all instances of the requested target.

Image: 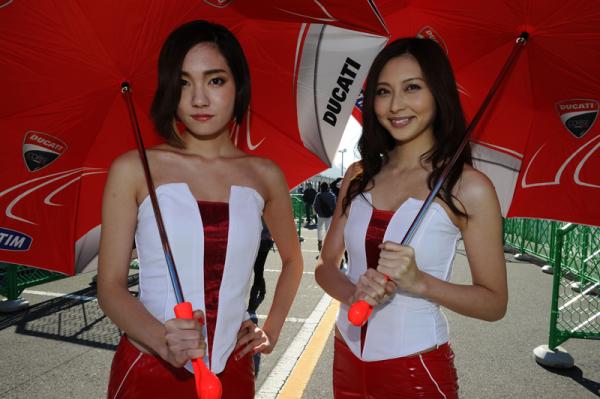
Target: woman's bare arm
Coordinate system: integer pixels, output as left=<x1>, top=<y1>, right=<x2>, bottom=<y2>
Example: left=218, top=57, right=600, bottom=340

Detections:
left=259, top=162, right=303, bottom=348
left=235, top=160, right=303, bottom=358
left=97, top=153, right=204, bottom=365
left=314, top=163, right=361, bottom=306
left=377, top=168, right=508, bottom=321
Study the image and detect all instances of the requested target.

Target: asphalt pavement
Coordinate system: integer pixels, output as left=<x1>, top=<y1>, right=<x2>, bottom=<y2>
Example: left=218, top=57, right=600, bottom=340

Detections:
left=0, top=224, right=598, bottom=398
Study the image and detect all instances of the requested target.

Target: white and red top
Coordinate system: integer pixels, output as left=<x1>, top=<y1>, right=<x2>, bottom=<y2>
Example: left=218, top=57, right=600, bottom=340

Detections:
left=134, top=183, right=264, bottom=373
left=337, top=192, right=461, bottom=361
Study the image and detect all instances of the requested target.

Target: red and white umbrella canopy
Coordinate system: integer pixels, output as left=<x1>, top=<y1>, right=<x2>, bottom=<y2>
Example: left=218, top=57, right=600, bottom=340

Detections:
left=369, top=0, right=600, bottom=226
left=0, top=0, right=387, bottom=274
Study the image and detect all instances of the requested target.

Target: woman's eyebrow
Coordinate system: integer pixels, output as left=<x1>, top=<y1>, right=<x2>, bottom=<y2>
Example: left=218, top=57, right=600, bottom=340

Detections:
left=401, top=77, right=425, bottom=83
left=377, top=77, right=425, bottom=85
left=180, top=68, right=228, bottom=77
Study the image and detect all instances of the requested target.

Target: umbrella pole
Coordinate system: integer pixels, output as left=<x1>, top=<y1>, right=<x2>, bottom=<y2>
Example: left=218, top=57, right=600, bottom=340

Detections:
left=121, top=83, right=223, bottom=399
left=120, top=82, right=185, bottom=304
left=401, top=32, right=530, bottom=245
left=348, top=32, right=530, bottom=327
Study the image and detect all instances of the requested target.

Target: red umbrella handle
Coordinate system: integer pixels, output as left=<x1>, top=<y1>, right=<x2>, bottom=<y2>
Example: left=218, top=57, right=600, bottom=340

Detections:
left=173, top=302, right=222, bottom=399
left=347, top=275, right=390, bottom=327
left=347, top=300, right=373, bottom=327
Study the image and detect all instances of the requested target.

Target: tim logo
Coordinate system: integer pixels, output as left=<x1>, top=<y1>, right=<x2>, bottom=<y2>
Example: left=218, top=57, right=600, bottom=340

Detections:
left=22, top=131, right=67, bottom=172
left=203, top=0, right=233, bottom=8
left=416, top=26, right=448, bottom=54
left=0, top=227, right=32, bottom=251
left=556, top=99, right=598, bottom=138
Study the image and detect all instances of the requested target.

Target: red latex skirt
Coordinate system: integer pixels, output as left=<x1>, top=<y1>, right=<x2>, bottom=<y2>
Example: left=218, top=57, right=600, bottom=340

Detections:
left=107, top=335, right=254, bottom=399
left=333, top=336, right=458, bottom=399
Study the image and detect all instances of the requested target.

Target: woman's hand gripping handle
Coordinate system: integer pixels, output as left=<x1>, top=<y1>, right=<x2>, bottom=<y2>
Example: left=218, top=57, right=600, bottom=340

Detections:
left=174, top=302, right=222, bottom=399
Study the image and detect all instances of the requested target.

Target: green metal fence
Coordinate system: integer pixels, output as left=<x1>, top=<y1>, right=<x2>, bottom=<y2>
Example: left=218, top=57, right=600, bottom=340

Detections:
left=503, top=218, right=523, bottom=248
left=503, top=218, right=559, bottom=264
left=504, top=219, right=600, bottom=351
left=291, top=194, right=305, bottom=241
left=549, top=223, right=600, bottom=349
left=0, top=262, right=66, bottom=301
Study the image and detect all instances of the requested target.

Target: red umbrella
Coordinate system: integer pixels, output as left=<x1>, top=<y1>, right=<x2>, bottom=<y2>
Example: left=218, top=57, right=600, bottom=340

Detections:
left=0, top=0, right=387, bottom=275
left=368, top=0, right=600, bottom=227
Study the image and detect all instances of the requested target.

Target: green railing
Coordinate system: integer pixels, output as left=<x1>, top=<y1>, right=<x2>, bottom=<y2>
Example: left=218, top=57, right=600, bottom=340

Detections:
left=503, top=218, right=559, bottom=264
left=504, top=219, right=600, bottom=351
left=0, top=262, right=66, bottom=305
left=291, top=194, right=304, bottom=241
left=549, top=223, right=600, bottom=349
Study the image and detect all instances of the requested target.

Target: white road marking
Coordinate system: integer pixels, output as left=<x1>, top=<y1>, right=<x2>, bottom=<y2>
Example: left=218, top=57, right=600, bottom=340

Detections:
left=264, top=269, right=314, bottom=275
left=256, top=294, right=332, bottom=398
left=23, top=289, right=97, bottom=302
left=256, top=314, right=306, bottom=323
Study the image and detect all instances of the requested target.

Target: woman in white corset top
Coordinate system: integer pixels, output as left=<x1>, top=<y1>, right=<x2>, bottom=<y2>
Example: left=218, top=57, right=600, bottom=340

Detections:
left=315, top=37, right=507, bottom=398
left=97, top=21, right=302, bottom=399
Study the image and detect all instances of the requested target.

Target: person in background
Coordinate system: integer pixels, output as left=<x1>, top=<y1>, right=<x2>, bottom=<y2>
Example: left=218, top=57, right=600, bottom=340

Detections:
left=313, top=182, right=336, bottom=259
left=315, top=37, right=507, bottom=398
left=248, top=219, right=273, bottom=317
left=98, top=20, right=303, bottom=399
left=330, top=177, right=342, bottom=198
left=247, top=218, right=274, bottom=377
left=329, top=177, right=348, bottom=268
left=302, top=182, right=317, bottom=226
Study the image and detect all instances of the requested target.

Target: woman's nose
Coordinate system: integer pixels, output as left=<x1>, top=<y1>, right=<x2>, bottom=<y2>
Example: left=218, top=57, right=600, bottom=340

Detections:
left=192, top=86, right=208, bottom=107
left=390, top=92, right=406, bottom=113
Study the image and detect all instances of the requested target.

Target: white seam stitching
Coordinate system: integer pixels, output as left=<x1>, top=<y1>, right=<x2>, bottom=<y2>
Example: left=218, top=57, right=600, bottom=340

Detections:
left=113, top=352, right=143, bottom=399
left=419, top=354, right=447, bottom=399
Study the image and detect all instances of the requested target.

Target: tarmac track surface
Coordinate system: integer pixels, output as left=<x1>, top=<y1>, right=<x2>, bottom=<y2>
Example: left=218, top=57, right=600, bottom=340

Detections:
left=0, top=226, right=598, bottom=398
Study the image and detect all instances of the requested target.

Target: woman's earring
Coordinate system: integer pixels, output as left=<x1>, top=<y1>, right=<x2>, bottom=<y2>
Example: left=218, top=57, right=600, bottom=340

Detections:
left=229, top=120, right=240, bottom=146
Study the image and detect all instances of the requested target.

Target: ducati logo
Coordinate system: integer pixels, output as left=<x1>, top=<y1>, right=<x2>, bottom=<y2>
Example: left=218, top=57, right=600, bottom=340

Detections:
left=203, top=0, right=233, bottom=8
left=416, top=26, right=448, bottom=54
left=22, top=131, right=67, bottom=172
left=555, top=99, right=598, bottom=138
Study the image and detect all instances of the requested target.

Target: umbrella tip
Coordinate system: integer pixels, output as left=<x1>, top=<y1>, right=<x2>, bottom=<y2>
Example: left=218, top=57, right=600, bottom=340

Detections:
left=515, top=24, right=533, bottom=43
left=121, top=81, right=131, bottom=93
left=517, top=31, right=530, bottom=45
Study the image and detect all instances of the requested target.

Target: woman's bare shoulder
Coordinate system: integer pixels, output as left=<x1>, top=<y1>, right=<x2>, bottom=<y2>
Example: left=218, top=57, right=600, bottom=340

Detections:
left=233, top=155, right=287, bottom=201
left=109, top=150, right=142, bottom=176
left=241, top=155, right=284, bottom=183
left=455, top=165, right=499, bottom=210
left=338, top=161, right=364, bottom=201
left=111, top=144, right=175, bottom=170
left=103, top=151, right=145, bottom=203
left=343, top=161, right=365, bottom=189
left=346, top=161, right=363, bottom=177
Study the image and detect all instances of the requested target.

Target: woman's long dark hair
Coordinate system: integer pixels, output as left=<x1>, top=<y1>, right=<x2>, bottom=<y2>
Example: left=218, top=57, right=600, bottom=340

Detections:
left=342, top=38, right=472, bottom=217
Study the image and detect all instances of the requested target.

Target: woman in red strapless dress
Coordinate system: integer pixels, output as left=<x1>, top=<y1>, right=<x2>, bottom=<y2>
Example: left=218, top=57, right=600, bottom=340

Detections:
left=98, top=20, right=303, bottom=399
left=315, top=37, right=508, bottom=398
